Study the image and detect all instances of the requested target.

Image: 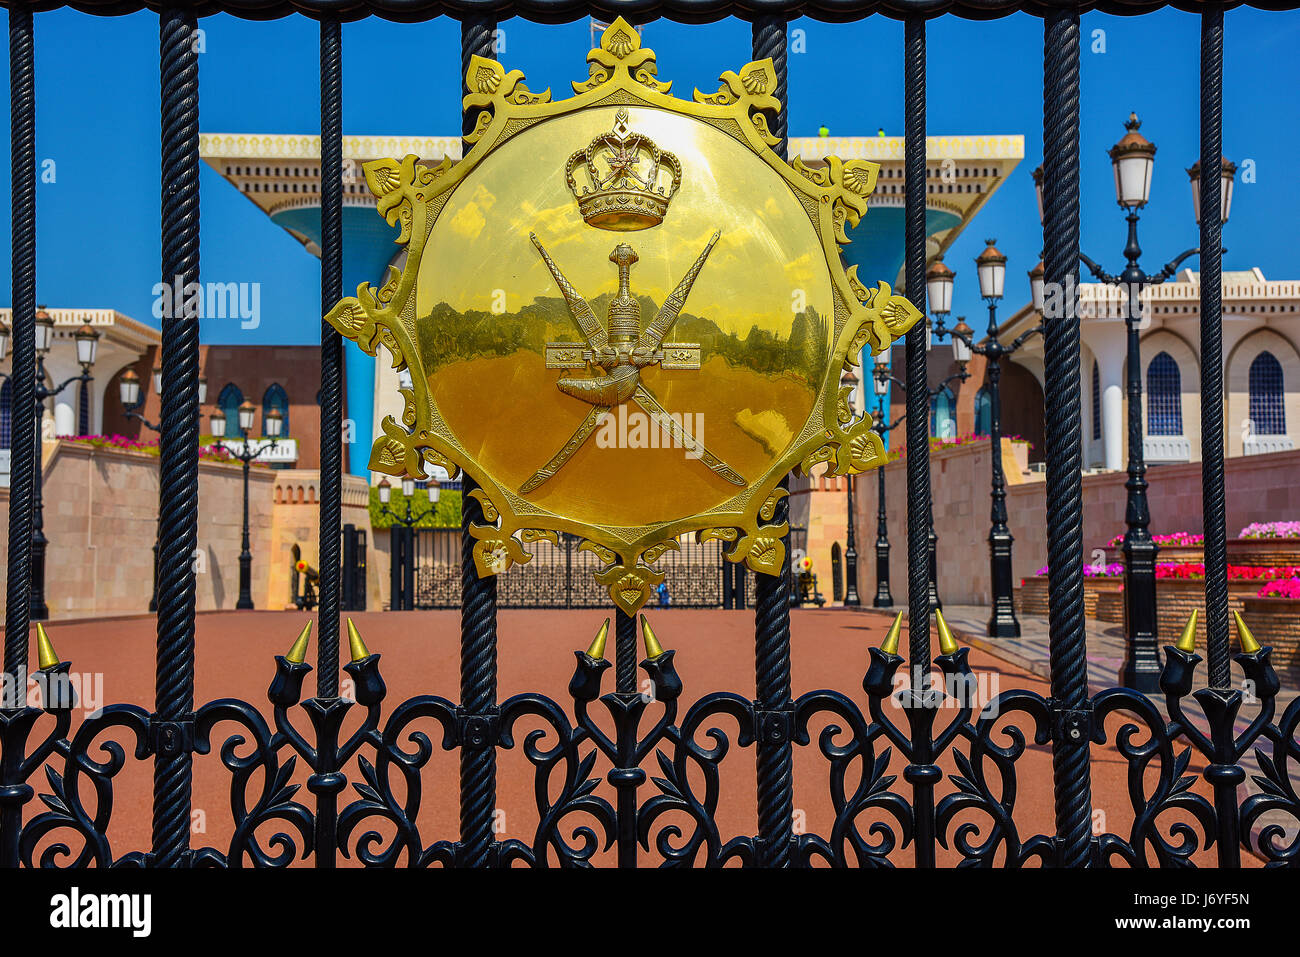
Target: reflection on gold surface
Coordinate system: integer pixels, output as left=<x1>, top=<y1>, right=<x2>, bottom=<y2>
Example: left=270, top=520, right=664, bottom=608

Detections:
left=417, top=107, right=831, bottom=527
left=323, top=18, right=924, bottom=614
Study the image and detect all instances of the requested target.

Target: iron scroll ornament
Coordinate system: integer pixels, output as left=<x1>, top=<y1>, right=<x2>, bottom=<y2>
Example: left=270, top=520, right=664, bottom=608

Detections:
left=324, top=18, right=922, bottom=615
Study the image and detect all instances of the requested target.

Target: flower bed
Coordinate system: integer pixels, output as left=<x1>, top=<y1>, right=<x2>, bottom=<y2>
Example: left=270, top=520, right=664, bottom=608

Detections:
left=1240, top=521, right=1300, bottom=539
left=64, top=433, right=240, bottom=464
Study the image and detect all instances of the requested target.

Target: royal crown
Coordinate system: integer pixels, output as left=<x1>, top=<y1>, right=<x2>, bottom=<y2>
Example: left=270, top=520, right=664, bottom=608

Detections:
left=565, top=108, right=681, bottom=231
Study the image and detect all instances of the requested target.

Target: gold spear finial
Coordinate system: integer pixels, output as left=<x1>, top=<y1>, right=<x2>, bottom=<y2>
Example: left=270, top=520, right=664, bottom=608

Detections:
left=586, top=618, right=610, bottom=659
left=1176, top=609, right=1198, bottom=653
left=936, top=608, right=959, bottom=656
left=286, top=620, right=312, bottom=664
left=881, top=612, right=903, bottom=656
left=36, top=623, right=58, bottom=670
left=1233, top=610, right=1260, bottom=654
left=640, top=615, right=664, bottom=659
left=347, top=618, right=371, bottom=662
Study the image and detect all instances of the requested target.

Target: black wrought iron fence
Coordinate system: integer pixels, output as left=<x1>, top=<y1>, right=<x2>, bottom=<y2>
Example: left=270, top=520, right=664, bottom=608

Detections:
left=1, top=0, right=1297, bottom=869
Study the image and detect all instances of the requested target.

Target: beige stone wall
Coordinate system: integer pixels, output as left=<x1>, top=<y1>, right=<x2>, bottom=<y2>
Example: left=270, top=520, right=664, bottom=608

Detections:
left=855, top=443, right=1300, bottom=607
left=0, top=440, right=275, bottom=618
left=265, top=470, right=376, bottom=610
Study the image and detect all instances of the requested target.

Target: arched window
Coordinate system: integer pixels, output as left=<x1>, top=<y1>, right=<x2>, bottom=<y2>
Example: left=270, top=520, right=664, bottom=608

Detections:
left=930, top=386, right=956, bottom=439
left=1147, top=351, right=1182, bottom=436
left=974, top=387, right=992, bottom=435
left=1248, top=351, right=1285, bottom=435
left=1091, top=360, right=1102, bottom=440
left=217, top=383, right=243, bottom=438
left=0, top=378, right=11, bottom=449
left=263, top=383, right=289, bottom=437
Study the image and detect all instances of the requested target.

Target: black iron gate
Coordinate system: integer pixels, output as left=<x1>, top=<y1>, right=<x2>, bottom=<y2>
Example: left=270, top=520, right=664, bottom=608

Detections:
left=341, top=524, right=367, bottom=612
left=402, top=530, right=728, bottom=609
left=1, top=0, right=1294, bottom=871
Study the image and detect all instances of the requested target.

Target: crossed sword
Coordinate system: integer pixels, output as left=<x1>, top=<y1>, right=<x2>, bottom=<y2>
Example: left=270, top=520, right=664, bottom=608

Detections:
left=520, top=232, right=745, bottom=494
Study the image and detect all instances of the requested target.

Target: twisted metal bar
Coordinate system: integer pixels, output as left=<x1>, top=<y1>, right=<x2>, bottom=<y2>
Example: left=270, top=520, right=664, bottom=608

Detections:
left=750, top=15, right=792, bottom=870
left=615, top=609, right=637, bottom=694
left=153, top=7, right=201, bottom=867
left=1042, top=7, right=1093, bottom=868
left=1199, top=4, right=1229, bottom=690
left=903, top=16, right=930, bottom=686
left=458, top=12, right=499, bottom=869
left=317, top=15, right=344, bottom=697
left=4, top=3, right=35, bottom=693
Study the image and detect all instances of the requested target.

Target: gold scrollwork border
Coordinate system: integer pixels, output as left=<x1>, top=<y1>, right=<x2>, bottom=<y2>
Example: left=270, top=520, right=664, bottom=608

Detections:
left=324, top=18, right=922, bottom=616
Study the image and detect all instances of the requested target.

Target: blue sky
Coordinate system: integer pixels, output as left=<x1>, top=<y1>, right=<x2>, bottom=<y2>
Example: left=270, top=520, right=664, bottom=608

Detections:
left=0, top=7, right=1296, bottom=344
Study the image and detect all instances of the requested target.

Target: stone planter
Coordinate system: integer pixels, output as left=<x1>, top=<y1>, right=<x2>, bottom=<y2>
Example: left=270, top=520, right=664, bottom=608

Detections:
left=1241, top=597, right=1300, bottom=674
left=1228, top=538, right=1300, bottom=569
left=1105, top=545, right=1204, bottom=566
left=1017, top=576, right=1049, bottom=616
left=1153, top=578, right=1261, bottom=644
left=1017, top=575, right=1124, bottom=621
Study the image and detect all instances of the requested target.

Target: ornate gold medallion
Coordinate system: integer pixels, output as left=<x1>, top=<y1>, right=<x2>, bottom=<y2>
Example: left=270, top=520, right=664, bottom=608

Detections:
left=325, top=18, right=922, bottom=615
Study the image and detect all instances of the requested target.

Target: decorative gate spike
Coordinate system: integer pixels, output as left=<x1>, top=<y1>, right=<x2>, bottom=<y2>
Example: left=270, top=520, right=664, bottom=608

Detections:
left=1176, top=609, right=1198, bottom=653
left=35, top=623, right=59, bottom=670
left=880, top=612, right=903, bottom=656
left=286, top=620, right=313, bottom=664
left=640, top=614, right=664, bottom=660
left=1232, top=610, right=1259, bottom=654
left=586, top=618, right=610, bottom=660
left=347, top=618, right=371, bottom=662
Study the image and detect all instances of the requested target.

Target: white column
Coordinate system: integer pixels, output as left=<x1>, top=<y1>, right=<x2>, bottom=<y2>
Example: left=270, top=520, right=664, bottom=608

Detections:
left=1087, top=324, right=1126, bottom=472
left=53, top=394, right=76, bottom=436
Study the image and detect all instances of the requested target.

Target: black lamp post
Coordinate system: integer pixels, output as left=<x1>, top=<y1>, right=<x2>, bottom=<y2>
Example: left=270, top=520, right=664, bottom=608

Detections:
left=872, top=328, right=969, bottom=613
left=0, top=306, right=99, bottom=621
left=119, top=366, right=207, bottom=612
left=841, top=369, right=862, bottom=606
left=378, top=475, right=439, bottom=611
left=377, top=474, right=440, bottom=528
left=935, top=241, right=1042, bottom=638
left=1058, top=112, right=1232, bottom=691
left=209, top=400, right=281, bottom=610
left=868, top=352, right=908, bottom=607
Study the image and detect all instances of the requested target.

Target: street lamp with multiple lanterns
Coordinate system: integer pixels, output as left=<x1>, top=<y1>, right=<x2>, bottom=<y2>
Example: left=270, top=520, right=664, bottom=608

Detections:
left=932, top=241, right=1043, bottom=638
left=0, top=306, right=99, bottom=620
left=376, top=474, right=442, bottom=527
left=867, top=351, right=910, bottom=608
left=118, top=366, right=207, bottom=611
left=208, top=399, right=282, bottom=610
left=1037, top=112, right=1233, bottom=690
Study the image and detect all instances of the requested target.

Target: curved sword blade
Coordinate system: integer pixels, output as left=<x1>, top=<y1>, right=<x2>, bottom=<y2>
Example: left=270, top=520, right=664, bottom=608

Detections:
left=631, top=385, right=745, bottom=486
left=519, top=404, right=611, bottom=494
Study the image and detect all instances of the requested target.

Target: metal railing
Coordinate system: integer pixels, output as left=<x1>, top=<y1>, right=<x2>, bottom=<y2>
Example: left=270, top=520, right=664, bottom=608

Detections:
left=0, top=0, right=1296, bottom=869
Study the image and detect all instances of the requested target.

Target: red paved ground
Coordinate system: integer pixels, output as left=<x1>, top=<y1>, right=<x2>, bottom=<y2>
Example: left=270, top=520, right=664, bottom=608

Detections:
left=17, top=607, right=1259, bottom=866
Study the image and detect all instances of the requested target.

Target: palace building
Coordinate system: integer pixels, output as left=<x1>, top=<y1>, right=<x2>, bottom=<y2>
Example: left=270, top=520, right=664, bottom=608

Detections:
left=919, top=268, right=1300, bottom=470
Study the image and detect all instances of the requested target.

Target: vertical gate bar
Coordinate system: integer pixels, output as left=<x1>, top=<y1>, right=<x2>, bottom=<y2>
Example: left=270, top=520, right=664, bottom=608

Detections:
left=317, top=14, right=344, bottom=698
left=615, top=609, right=637, bottom=694
left=458, top=13, right=499, bottom=868
left=1042, top=7, right=1094, bottom=868
left=153, top=6, right=201, bottom=868
left=902, top=16, right=930, bottom=684
left=4, top=2, right=35, bottom=696
left=751, top=14, right=793, bottom=870
left=1199, top=5, right=1230, bottom=690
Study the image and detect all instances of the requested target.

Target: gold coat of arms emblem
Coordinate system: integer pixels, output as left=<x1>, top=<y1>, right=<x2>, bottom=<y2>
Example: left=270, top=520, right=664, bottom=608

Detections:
left=326, top=19, right=922, bottom=615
